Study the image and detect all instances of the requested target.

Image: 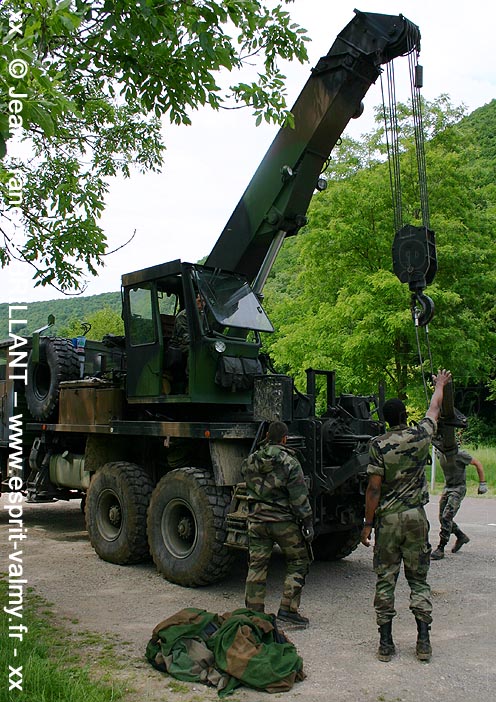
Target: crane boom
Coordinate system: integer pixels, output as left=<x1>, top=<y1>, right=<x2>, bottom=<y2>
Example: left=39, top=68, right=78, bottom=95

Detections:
left=205, top=10, right=421, bottom=291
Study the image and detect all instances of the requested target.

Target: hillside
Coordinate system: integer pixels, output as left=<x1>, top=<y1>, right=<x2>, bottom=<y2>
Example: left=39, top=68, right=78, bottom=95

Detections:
left=461, top=98, right=496, bottom=163
left=0, top=291, right=122, bottom=339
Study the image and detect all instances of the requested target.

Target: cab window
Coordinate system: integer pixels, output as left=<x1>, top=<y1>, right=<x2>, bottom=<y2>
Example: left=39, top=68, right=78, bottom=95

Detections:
left=128, top=286, right=156, bottom=346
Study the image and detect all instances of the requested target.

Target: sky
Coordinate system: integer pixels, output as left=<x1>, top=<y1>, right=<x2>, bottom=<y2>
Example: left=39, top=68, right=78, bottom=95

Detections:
left=4, top=0, right=496, bottom=304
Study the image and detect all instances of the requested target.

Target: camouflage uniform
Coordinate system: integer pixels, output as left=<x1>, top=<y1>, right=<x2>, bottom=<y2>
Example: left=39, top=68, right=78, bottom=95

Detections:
left=436, top=449, right=472, bottom=546
left=242, top=442, right=312, bottom=614
left=170, top=309, right=189, bottom=352
left=368, top=417, right=436, bottom=625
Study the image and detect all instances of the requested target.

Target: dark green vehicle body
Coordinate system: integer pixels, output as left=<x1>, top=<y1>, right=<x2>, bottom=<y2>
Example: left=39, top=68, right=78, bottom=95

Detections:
left=122, top=260, right=271, bottom=405
left=1, top=11, right=422, bottom=586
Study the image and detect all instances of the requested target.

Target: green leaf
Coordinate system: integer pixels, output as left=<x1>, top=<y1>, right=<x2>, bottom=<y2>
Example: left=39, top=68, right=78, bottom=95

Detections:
left=29, top=104, right=55, bottom=136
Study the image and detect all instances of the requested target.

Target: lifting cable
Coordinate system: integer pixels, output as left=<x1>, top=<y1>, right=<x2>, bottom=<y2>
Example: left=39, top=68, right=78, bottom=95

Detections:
left=381, top=61, right=403, bottom=234
left=380, top=51, right=435, bottom=404
left=408, top=53, right=430, bottom=230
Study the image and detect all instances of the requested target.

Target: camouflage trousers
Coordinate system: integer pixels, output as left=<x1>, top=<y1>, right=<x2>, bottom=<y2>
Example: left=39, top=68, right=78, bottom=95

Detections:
left=438, top=484, right=466, bottom=545
left=245, top=519, right=310, bottom=613
left=373, top=506, right=432, bottom=625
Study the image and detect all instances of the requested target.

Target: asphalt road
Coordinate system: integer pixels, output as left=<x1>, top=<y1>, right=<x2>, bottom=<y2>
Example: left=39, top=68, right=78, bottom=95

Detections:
left=1, top=495, right=495, bottom=702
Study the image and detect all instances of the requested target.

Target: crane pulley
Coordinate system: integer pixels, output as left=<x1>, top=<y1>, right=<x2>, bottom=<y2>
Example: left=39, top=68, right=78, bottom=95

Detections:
left=382, top=46, right=438, bottom=404
left=385, top=61, right=467, bottom=446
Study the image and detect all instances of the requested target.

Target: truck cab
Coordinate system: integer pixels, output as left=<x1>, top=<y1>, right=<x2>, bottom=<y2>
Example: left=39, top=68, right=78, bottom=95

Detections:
left=122, top=261, right=273, bottom=406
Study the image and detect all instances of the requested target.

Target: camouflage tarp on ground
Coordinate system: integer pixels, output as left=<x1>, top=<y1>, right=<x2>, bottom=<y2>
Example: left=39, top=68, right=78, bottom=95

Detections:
left=146, top=607, right=305, bottom=697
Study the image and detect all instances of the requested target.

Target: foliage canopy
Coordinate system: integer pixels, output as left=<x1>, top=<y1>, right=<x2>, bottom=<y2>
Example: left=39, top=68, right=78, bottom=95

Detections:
left=0, top=0, right=308, bottom=291
left=262, top=97, right=496, bottom=416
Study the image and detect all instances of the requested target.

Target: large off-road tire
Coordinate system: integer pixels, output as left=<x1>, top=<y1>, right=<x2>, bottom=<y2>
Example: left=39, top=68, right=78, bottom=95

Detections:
left=147, top=467, right=234, bottom=587
left=86, top=462, right=154, bottom=564
left=26, top=337, right=80, bottom=420
left=313, top=525, right=362, bottom=561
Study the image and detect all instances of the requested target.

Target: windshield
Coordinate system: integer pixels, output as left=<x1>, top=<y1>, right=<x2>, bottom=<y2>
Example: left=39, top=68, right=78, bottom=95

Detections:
left=195, top=268, right=274, bottom=332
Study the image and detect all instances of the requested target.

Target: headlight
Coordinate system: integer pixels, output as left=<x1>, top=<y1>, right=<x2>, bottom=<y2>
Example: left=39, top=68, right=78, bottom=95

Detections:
left=214, top=340, right=226, bottom=353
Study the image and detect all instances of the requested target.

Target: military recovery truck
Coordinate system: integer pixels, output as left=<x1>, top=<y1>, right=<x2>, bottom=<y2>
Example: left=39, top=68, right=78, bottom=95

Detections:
left=1, top=11, right=423, bottom=587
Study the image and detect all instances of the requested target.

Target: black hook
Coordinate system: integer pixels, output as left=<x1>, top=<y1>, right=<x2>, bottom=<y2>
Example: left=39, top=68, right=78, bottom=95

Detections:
left=411, top=291, right=434, bottom=327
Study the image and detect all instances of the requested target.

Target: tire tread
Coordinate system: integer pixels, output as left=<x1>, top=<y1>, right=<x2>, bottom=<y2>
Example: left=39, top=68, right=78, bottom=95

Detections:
left=148, top=466, right=234, bottom=586
left=86, top=461, right=154, bottom=564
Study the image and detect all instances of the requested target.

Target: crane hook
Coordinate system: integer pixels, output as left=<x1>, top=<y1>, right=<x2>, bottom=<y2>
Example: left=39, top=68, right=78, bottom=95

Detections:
left=411, top=290, right=434, bottom=327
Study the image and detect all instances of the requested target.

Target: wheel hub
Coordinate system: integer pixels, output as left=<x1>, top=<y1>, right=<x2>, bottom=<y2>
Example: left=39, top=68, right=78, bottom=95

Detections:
left=161, top=498, right=198, bottom=559
left=108, top=505, right=121, bottom=526
left=177, top=516, right=193, bottom=540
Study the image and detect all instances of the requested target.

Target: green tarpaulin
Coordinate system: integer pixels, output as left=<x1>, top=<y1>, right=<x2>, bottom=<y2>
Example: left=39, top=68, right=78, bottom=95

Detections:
left=146, top=607, right=305, bottom=697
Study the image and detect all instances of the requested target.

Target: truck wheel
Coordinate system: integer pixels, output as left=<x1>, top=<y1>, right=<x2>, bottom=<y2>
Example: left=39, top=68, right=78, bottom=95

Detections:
left=313, top=526, right=361, bottom=561
left=147, top=467, right=234, bottom=587
left=26, top=337, right=80, bottom=420
left=86, top=462, right=154, bottom=564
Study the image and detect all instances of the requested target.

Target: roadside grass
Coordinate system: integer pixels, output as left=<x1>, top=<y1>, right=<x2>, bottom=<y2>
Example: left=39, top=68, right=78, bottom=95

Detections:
left=0, top=576, right=228, bottom=702
left=426, top=443, right=496, bottom=495
left=0, top=577, right=126, bottom=702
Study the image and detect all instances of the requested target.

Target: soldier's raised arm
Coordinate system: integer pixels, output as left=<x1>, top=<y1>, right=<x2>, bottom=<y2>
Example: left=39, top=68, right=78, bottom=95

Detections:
left=426, top=369, right=452, bottom=423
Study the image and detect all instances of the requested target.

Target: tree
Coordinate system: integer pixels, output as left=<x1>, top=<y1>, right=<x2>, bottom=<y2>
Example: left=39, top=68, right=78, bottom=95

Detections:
left=58, top=305, right=124, bottom=340
left=262, top=97, right=496, bottom=414
left=0, top=0, right=308, bottom=291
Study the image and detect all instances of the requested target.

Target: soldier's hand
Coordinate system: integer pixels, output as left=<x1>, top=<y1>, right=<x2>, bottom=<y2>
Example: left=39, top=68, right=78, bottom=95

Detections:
left=361, top=526, right=372, bottom=547
left=302, top=525, right=314, bottom=543
left=432, top=369, right=452, bottom=387
left=478, top=481, right=488, bottom=495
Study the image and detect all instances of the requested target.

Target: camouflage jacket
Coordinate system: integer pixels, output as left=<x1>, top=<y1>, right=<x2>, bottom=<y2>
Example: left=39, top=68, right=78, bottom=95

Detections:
left=170, top=309, right=189, bottom=351
left=437, top=448, right=473, bottom=488
left=241, top=443, right=312, bottom=524
left=367, top=417, right=437, bottom=516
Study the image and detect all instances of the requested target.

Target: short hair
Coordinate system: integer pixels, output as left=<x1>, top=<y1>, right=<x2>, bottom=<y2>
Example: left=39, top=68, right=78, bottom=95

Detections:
left=267, top=420, right=289, bottom=444
left=382, top=399, right=407, bottom=427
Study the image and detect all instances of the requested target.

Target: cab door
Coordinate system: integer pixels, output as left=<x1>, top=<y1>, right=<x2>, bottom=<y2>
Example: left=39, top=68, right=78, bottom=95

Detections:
left=124, top=283, right=162, bottom=399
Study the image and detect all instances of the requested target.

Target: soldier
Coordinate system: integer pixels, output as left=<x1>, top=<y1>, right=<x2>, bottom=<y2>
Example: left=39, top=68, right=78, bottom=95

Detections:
left=361, top=369, right=452, bottom=663
left=167, top=294, right=206, bottom=390
left=242, top=420, right=314, bottom=627
left=169, top=294, right=206, bottom=353
left=431, top=444, right=487, bottom=560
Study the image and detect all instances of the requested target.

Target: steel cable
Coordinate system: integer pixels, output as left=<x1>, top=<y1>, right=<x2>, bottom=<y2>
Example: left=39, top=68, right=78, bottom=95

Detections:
left=382, top=52, right=435, bottom=408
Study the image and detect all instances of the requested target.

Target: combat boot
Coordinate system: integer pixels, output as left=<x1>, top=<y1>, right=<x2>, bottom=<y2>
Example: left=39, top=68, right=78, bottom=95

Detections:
left=431, top=545, right=445, bottom=560
left=276, top=609, right=309, bottom=627
left=377, top=621, right=395, bottom=662
left=415, top=619, right=432, bottom=662
left=452, top=532, right=470, bottom=553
